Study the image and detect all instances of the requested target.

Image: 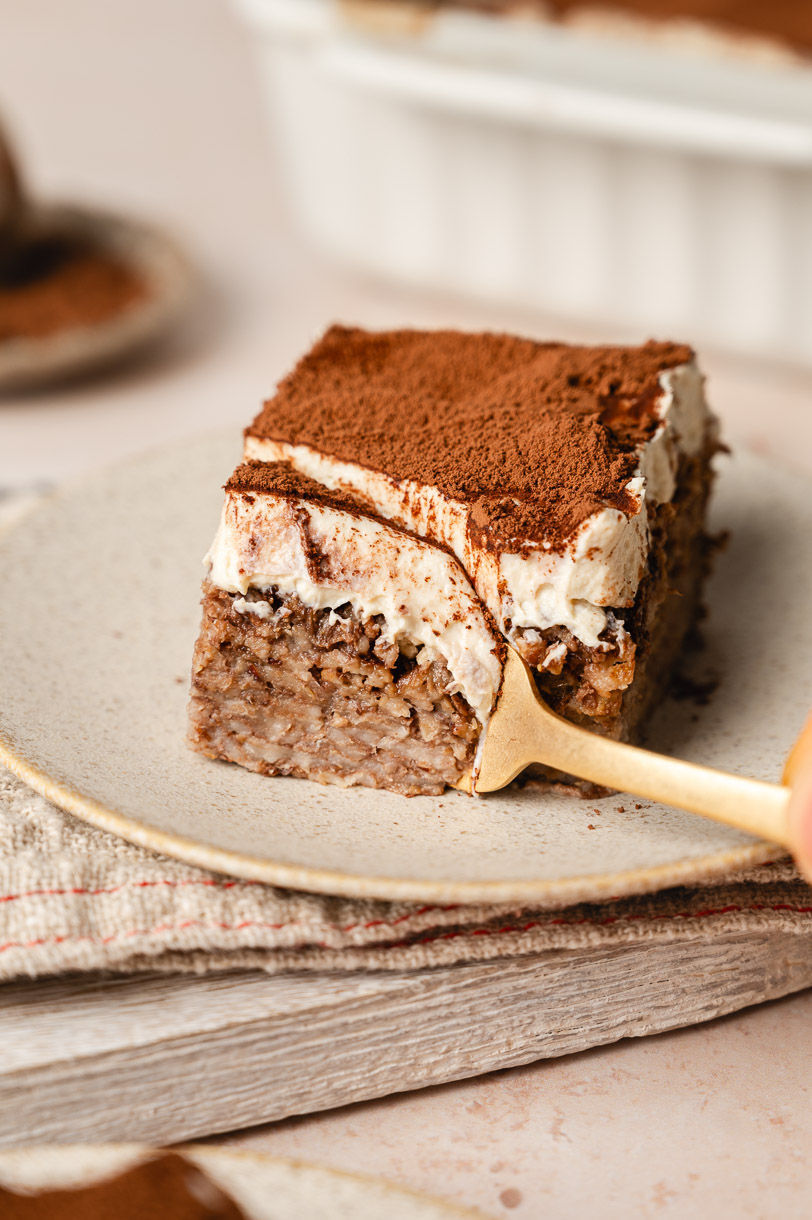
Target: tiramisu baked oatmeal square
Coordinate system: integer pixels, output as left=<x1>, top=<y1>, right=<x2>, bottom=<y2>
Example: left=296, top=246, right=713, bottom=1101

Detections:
left=189, top=326, right=718, bottom=794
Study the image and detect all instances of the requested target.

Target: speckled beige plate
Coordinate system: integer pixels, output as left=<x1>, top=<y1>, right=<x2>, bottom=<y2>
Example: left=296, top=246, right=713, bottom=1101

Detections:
left=0, top=432, right=807, bottom=905
left=0, top=203, right=193, bottom=390
left=0, top=1145, right=486, bottom=1220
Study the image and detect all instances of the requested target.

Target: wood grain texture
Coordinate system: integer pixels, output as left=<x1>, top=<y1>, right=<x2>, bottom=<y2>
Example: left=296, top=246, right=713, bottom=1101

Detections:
left=2, top=931, right=812, bottom=1146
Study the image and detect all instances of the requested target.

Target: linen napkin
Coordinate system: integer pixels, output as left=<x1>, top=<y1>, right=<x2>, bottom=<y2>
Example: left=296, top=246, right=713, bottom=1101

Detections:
left=2, top=766, right=810, bottom=982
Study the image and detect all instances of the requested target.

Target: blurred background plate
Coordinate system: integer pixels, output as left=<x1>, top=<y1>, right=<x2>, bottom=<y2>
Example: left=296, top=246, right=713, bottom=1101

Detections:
left=0, top=203, right=194, bottom=391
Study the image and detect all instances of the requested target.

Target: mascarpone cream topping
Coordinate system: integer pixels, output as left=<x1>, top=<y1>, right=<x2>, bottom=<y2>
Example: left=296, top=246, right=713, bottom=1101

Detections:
left=206, top=491, right=503, bottom=728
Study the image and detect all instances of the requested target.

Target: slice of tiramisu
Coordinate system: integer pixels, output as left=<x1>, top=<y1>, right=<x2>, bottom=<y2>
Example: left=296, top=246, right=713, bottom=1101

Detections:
left=191, top=326, right=718, bottom=794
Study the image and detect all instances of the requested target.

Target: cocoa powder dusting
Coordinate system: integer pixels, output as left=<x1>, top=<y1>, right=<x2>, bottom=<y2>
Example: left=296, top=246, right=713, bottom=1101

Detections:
left=227, top=461, right=342, bottom=502
left=0, top=235, right=147, bottom=342
left=0, top=1154, right=247, bottom=1220
left=248, top=326, right=693, bottom=549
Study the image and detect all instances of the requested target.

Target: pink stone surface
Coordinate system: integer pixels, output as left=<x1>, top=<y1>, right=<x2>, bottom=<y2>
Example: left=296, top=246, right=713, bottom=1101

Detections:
left=2, top=3, right=811, bottom=1216
left=226, top=990, right=812, bottom=1218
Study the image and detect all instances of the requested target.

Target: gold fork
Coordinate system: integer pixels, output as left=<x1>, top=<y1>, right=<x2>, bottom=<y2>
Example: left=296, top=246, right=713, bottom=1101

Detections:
left=462, top=646, right=810, bottom=851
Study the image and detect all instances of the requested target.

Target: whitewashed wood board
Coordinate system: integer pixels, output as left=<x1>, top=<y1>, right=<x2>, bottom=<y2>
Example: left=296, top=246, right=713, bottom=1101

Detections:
left=2, top=931, right=812, bottom=1146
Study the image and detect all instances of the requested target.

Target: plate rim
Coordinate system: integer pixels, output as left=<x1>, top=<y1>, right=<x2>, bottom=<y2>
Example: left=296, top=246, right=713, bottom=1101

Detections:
left=0, top=439, right=788, bottom=907
left=0, top=708, right=783, bottom=907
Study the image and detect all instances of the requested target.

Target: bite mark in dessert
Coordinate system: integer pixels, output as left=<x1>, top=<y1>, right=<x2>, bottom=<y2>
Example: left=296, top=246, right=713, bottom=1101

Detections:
left=191, top=326, right=718, bottom=794
left=190, top=463, right=504, bottom=795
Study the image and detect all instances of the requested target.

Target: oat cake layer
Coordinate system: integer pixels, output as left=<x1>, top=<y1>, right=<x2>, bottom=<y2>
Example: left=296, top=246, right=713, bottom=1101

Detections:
left=191, top=326, right=718, bottom=794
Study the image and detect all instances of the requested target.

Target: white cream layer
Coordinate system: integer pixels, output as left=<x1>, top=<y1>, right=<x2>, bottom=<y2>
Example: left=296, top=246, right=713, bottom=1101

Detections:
left=206, top=492, right=503, bottom=728
left=243, top=359, right=713, bottom=649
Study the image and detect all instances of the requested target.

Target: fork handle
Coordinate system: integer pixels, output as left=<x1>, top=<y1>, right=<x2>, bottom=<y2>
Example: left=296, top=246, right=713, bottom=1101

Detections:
left=533, top=714, right=792, bottom=848
left=477, top=648, right=793, bottom=848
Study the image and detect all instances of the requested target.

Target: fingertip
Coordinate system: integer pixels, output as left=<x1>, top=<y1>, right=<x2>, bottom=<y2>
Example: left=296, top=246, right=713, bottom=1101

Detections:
left=788, top=765, right=812, bottom=883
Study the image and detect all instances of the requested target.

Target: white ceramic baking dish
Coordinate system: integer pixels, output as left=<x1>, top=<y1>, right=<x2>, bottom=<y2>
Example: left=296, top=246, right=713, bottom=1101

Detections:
left=233, top=0, right=812, bottom=364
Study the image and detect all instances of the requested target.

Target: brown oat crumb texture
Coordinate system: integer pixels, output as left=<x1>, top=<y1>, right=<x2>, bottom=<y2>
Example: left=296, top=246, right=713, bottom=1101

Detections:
left=0, top=1153, right=247, bottom=1220
left=248, top=325, right=693, bottom=548
left=0, top=237, right=147, bottom=341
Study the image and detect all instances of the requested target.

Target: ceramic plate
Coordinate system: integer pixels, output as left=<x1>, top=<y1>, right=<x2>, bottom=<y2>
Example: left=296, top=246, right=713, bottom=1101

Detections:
left=0, top=1145, right=485, bottom=1220
left=0, top=433, right=808, bottom=905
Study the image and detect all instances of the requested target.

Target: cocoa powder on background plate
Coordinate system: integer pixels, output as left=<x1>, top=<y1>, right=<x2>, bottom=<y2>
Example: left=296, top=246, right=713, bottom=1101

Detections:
left=0, top=1153, right=247, bottom=1220
left=0, top=234, right=148, bottom=342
